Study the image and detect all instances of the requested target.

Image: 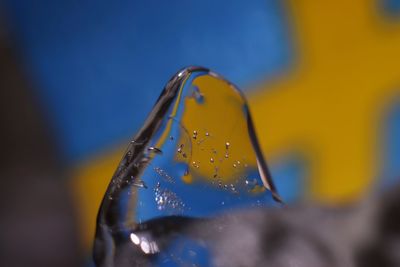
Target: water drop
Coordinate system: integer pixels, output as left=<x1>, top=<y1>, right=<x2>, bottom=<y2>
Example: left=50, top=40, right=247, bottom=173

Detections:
left=93, top=66, right=281, bottom=267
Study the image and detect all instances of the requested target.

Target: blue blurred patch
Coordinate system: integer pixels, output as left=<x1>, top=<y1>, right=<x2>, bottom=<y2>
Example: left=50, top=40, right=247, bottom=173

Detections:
left=382, top=0, right=400, bottom=16
left=270, top=154, right=307, bottom=202
left=155, top=237, right=211, bottom=267
left=381, top=101, right=400, bottom=187
left=4, top=0, right=292, bottom=162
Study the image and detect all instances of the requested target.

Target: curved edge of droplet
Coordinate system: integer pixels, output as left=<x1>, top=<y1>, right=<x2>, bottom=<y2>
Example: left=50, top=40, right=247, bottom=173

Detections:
left=245, top=107, right=284, bottom=204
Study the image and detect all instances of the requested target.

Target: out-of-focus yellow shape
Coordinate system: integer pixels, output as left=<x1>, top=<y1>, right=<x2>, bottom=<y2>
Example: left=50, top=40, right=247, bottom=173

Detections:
left=70, top=148, right=123, bottom=250
left=250, top=0, right=400, bottom=203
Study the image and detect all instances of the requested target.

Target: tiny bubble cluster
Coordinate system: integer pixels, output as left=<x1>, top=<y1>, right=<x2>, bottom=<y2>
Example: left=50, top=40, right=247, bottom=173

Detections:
left=154, top=183, right=185, bottom=211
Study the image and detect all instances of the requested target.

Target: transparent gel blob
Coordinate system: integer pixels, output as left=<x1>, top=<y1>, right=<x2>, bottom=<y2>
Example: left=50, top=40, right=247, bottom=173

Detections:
left=93, top=67, right=282, bottom=266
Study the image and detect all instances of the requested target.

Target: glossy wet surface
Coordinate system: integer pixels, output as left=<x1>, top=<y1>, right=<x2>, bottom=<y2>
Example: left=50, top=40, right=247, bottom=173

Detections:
left=93, top=67, right=281, bottom=266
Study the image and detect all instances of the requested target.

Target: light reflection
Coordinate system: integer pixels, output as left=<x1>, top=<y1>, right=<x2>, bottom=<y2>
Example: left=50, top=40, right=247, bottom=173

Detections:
left=140, top=238, right=150, bottom=254
left=130, top=233, right=160, bottom=255
left=130, top=233, right=140, bottom=245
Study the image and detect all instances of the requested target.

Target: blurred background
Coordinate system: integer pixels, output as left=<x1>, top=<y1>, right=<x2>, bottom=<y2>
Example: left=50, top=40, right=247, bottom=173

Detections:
left=1, top=0, right=400, bottom=266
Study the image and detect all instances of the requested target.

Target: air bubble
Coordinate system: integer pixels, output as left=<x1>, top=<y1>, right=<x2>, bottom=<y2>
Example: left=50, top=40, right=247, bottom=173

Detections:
left=183, top=168, right=189, bottom=176
left=154, top=183, right=185, bottom=212
left=154, top=167, right=174, bottom=183
left=191, top=85, right=204, bottom=104
left=148, top=147, right=163, bottom=154
left=225, top=142, right=230, bottom=149
left=133, top=180, right=148, bottom=188
left=192, top=161, right=200, bottom=168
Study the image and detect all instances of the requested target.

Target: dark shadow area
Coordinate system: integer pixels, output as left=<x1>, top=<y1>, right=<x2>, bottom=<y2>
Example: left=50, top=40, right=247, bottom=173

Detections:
left=0, top=18, right=83, bottom=267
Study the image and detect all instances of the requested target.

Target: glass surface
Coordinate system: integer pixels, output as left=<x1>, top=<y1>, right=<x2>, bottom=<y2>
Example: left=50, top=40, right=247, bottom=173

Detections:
left=93, top=66, right=282, bottom=266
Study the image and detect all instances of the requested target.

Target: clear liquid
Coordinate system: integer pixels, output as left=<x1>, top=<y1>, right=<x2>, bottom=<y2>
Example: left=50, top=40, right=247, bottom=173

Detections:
left=93, top=67, right=282, bottom=266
